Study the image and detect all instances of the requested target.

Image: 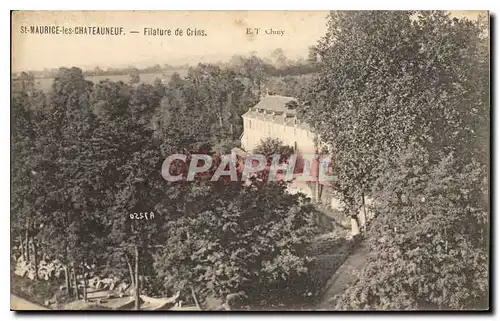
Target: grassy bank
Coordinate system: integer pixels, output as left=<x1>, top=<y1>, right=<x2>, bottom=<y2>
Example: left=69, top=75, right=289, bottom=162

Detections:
left=11, top=273, right=68, bottom=308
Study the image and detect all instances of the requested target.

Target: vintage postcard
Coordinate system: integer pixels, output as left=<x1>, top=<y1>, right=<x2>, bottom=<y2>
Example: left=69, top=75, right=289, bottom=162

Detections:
left=10, top=10, right=490, bottom=311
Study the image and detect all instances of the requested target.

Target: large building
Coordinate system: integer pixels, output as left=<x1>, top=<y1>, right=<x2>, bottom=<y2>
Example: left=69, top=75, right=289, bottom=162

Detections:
left=240, top=95, right=317, bottom=154
left=239, top=94, right=372, bottom=235
left=239, top=94, right=331, bottom=204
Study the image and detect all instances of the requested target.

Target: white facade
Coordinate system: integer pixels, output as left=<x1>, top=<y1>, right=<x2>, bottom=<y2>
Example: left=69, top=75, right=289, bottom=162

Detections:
left=240, top=95, right=317, bottom=154
left=240, top=95, right=374, bottom=236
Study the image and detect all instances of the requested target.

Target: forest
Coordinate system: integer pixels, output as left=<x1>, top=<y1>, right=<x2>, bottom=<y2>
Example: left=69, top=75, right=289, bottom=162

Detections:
left=11, top=11, right=489, bottom=310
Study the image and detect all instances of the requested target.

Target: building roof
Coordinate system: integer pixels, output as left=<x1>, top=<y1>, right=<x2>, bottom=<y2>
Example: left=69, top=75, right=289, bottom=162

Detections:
left=242, top=95, right=310, bottom=130
left=252, top=95, right=297, bottom=113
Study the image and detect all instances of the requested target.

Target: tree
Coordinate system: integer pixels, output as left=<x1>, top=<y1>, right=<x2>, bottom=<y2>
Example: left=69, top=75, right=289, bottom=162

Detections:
left=336, top=150, right=488, bottom=310
left=11, top=68, right=100, bottom=297
left=253, top=137, right=294, bottom=164
left=158, top=64, right=251, bottom=149
left=301, top=11, right=489, bottom=309
left=92, top=66, right=103, bottom=76
left=271, top=48, right=288, bottom=68
left=238, top=55, right=266, bottom=97
left=129, top=68, right=141, bottom=84
left=153, top=180, right=320, bottom=309
left=42, top=67, right=98, bottom=298
left=300, top=11, right=488, bottom=232
left=16, top=71, right=35, bottom=92
left=89, top=78, right=167, bottom=308
left=130, top=83, right=165, bottom=128
left=11, top=92, right=42, bottom=267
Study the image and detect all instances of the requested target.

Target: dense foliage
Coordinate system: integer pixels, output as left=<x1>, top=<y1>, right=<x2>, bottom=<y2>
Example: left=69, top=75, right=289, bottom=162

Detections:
left=154, top=181, right=319, bottom=309
left=11, top=11, right=490, bottom=310
left=11, top=57, right=322, bottom=309
left=299, top=11, right=489, bottom=310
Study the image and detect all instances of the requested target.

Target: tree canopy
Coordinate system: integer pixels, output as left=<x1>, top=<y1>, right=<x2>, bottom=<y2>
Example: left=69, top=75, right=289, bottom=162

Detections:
left=11, top=62, right=323, bottom=309
left=299, top=11, right=489, bottom=310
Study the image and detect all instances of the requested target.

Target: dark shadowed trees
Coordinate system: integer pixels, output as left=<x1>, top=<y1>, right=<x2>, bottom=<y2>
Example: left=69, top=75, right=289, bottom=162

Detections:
left=153, top=180, right=320, bottom=309
left=300, top=11, right=489, bottom=309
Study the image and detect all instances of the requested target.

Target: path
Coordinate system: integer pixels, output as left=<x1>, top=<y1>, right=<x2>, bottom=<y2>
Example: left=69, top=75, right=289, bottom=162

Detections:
left=316, top=241, right=370, bottom=310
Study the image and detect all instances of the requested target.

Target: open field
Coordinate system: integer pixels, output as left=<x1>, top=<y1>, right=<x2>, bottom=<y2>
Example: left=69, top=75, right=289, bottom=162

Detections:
left=32, top=71, right=188, bottom=92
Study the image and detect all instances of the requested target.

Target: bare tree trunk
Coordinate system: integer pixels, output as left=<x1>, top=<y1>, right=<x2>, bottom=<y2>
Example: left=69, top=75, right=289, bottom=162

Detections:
left=82, top=277, right=87, bottom=302
left=125, top=253, right=135, bottom=290
left=32, top=237, right=38, bottom=280
left=72, top=266, right=79, bottom=300
left=191, top=287, right=201, bottom=310
left=359, top=193, right=367, bottom=230
left=64, top=265, right=71, bottom=297
left=19, top=234, right=25, bottom=261
left=25, top=227, right=30, bottom=262
left=81, top=262, right=87, bottom=302
left=65, top=245, right=72, bottom=297
left=134, top=246, right=140, bottom=310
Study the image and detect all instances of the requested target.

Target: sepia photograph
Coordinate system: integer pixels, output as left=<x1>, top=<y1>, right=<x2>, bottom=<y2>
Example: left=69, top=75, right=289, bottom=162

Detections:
left=10, top=10, right=490, bottom=311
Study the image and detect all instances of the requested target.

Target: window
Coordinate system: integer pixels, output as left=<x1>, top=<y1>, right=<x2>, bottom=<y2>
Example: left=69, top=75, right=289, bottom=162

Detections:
left=249, top=119, right=252, bottom=129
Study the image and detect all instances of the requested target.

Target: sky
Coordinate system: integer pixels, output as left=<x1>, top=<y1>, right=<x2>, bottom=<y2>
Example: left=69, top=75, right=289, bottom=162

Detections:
left=12, top=11, right=331, bottom=72
left=11, top=11, right=485, bottom=72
